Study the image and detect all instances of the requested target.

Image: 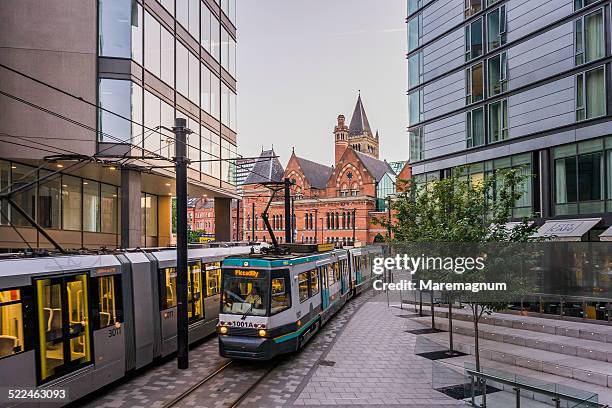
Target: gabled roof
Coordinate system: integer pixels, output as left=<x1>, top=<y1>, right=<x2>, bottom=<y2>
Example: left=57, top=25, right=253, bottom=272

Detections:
left=295, top=156, right=333, bottom=189
left=244, top=149, right=285, bottom=185
left=349, top=95, right=372, bottom=137
left=354, top=151, right=396, bottom=182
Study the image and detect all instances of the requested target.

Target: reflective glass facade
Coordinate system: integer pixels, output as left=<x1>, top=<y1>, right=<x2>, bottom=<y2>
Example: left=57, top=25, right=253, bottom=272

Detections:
left=98, top=0, right=238, bottom=186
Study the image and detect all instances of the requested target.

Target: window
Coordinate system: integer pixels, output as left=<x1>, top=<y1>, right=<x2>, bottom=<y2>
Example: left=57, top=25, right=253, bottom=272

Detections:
left=101, top=183, right=118, bottom=233
left=132, top=1, right=143, bottom=64
left=465, top=0, right=481, bottom=18
left=61, top=175, right=81, bottom=231
left=310, top=269, right=320, bottom=296
left=575, top=9, right=604, bottom=65
left=201, top=2, right=212, bottom=52
left=188, top=262, right=204, bottom=321
left=326, top=264, right=335, bottom=285
left=94, top=276, right=122, bottom=329
left=486, top=5, right=506, bottom=51
left=408, top=14, right=422, bottom=52
left=408, top=89, right=423, bottom=126
left=0, top=289, right=24, bottom=358
left=205, top=262, right=221, bottom=296
left=575, top=0, right=599, bottom=11
left=176, top=42, right=189, bottom=98
left=408, top=0, right=421, bottom=16
left=487, top=52, right=507, bottom=96
left=465, top=18, right=483, bottom=61
left=488, top=100, right=508, bottom=143
left=99, top=0, right=131, bottom=58
left=83, top=180, right=100, bottom=232
left=201, top=64, right=212, bottom=114
left=408, top=52, right=422, bottom=88
left=211, top=15, right=220, bottom=61
left=38, top=170, right=61, bottom=229
left=466, top=62, right=484, bottom=104
left=98, top=79, right=132, bottom=143
left=298, top=272, right=309, bottom=302
left=576, top=66, right=606, bottom=121
left=408, top=128, right=425, bottom=162
left=188, top=51, right=200, bottom=106
left=160, top=0, right=174, bottom=15
left=160, top=26, right=174, bottom=86
left=467, top=107, right=485, bottom=148
left=144, top=11, right=161, bottom=77
left=270, top=271, right=291, bottom=315
left=554, top=140, right=605, bottom=215
left=161, top=267, right=177, bottom=309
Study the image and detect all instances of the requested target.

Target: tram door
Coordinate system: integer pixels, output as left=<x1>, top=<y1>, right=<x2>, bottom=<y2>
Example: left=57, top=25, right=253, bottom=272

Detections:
left=35, top=274, right=91, bottom=382
left=320, top=266, right=329, bottom=309
left=340, top=259, right=349, bottom=295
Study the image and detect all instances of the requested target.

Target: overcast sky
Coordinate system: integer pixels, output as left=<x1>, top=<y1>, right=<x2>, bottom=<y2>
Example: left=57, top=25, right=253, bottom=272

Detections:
left=236, top=0, right=407, bottom=166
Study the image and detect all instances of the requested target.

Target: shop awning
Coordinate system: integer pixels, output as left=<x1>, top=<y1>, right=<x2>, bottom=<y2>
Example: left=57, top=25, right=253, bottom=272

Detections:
left=536, top=218, right=602, bottom=241
left=599, top=225, right=612, bottom=241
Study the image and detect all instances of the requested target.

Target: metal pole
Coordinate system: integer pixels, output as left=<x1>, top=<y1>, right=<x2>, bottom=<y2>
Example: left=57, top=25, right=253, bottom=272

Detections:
left=291, top=196, right=295, bottom=243
left=387, top=196, right=392, bottom=238
left=284, top=178, right=291, bottom=243
left=174, top=117, right=189, bottom=370
left=251, top=202, right=255, bottom=240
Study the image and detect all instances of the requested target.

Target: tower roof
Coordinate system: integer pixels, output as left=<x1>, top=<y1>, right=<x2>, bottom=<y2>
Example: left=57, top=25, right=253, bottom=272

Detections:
left=348, top=94, right=372, bottom=137
left=244, top=149, right=285, bottom=185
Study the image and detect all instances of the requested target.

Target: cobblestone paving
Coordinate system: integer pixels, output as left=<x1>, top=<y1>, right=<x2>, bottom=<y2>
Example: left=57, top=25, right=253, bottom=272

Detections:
left=76, top=289, right=462, bottom=407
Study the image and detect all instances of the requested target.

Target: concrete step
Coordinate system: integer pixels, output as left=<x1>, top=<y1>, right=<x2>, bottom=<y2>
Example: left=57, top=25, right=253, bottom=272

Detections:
left=420, top=330, right=612, bottom=389
left=435, top=354, right=612, bottom=407
left=417, top=316, right=612, bottom=364
left=404, top=301, right=612, bottom=344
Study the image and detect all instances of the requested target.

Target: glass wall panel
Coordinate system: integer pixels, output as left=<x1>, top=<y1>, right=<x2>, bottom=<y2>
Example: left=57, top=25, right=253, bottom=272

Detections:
left=586, top=67, right=605, bottom=119
left=160, top=0, right=174, bottom=15
left=211, top=135, right=221, bottom=179
left=188, top=51, right=200, bottom=106
left=176, top=41, right=189, bottom=97
left=229, top=36, right=236, bottom=78
left=144, top=11, right=161, bottom=77
left=160, top=26, right=174, bottom=86
left=62, top=175, right=81, bottom=231
left=99, top=0, right=131, bottom=58
left=408, top=90, right=422, bottom=126
left=144, top=90, right=162, bottom=154
left=466, top=62, right=483, bottom=104
left=408, top=0, right=421, bottom=15
left=0, top=161, right=9, bottom=225
left=38, top=171, right=61, bottom=229
left=83, top=180, right=100, bottom=232
left=221, top=82, right=230, bottom=127
left=408, top=52, right=422, bottom=88
left=488, top=99, right=508, bottom=142
left=99, top=79, right=132, bottom=143
left=201, top=63, right=211, bottom=113
left=201, top=3, right=212, bottom=52
left=160, top=101, right=175, bottom=159
left=467, top=107, right=485, bottom=148
left=211, top=74, right=220, bottom=119
left=486, top=5, right=506, bottom=51
left=186, top=116, right=200, bottom=171
left=131, top=1, right=143, bottom=64
left=200, top=126, right=213, bottom=176
left=465, top=18, right=483, bottom=61
left=176, top=0, right=188, bottom=29
left=11, top=164, right=36, bottom=227
left=409, top=128, right=424, bottom=162
left=465, top=0, right=481, bottom=18
left=488, top=52, right=507, bottom=96
left=188, top=0, right=200, bottom=41
left=132, top=82, right=143, bottom=148
left=221, top=28, right=230, bottom=72
left=221, top=138, right=230, bottom=183
left=229, top=90, right=237, bottom=131
left=101, top=183, right=118, bottom=233
left=143, top=193, right=158, bottom=236
left=211, top=15, right=220, bottom=61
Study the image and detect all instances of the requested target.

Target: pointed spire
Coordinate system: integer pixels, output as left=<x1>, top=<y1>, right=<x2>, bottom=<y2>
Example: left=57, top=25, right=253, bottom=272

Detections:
left=349, top=92, right=372, bottom=137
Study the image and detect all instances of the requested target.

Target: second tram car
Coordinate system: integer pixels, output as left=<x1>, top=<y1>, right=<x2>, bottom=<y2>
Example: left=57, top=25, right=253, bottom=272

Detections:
left=217, top=244, right=383, bottom=360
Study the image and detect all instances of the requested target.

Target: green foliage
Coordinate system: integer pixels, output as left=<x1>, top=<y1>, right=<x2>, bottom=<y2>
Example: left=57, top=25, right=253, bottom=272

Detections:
left=373, top=233, right=385, bottom=243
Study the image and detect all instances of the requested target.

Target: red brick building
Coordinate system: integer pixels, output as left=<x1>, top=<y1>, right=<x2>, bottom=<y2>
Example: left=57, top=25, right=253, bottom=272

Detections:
left=242, top=95, right=398, bottom=245
left=188, top=198, right=241, bottom=240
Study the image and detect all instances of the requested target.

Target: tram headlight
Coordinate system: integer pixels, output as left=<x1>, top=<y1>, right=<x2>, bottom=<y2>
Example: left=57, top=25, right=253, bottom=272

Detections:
left=258, top=329, right=267, bottom=337
left=219, top=326, right=228, bottom=335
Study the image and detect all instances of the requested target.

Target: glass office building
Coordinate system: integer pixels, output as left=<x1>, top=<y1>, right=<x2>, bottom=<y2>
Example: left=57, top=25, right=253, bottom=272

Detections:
left=407, top=0, right=612, bottom=241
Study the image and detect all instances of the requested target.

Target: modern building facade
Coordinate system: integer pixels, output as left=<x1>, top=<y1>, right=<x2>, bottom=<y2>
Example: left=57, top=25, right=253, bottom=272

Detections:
left=242, top=96, right=397, bottom=245
left=407, top=0, right=612, bottom=240
left=0, top=0, right=239, bottom=250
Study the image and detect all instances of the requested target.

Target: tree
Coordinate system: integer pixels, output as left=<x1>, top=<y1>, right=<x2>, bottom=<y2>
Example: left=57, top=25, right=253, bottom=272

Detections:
left=378, top=166, right=539, bottom=371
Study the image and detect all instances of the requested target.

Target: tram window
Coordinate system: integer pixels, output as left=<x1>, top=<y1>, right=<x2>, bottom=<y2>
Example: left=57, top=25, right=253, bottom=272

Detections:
left=205, top=262, right=221, bottom=296
left=188, top=262, right=204, bottom=321
left=309, top=269, right=319, bottom=296
left=222, top=275, right=268, bottom=316
left=298, top=272, right=309, bottom=302
left=93, top=275, right=123, bottom=329
left=270, top=270, right=291, bottom=315
left=333, top=262, right=341, bottom=282
left=0, top=289, right=24, bottom=358
left=327, top=265, right=335, bottom=285
left=161, top=267, right=177, bottom=309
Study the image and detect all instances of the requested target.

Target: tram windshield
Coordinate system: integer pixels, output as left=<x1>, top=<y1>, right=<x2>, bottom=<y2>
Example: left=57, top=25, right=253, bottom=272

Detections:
left=222, top=270, right=269, bottom=316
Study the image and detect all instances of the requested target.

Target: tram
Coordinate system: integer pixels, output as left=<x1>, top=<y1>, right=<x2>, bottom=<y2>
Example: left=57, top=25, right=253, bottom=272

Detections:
left=0, top=244, right=252, bottom=407
left=217, top=244, right=383, bottom=360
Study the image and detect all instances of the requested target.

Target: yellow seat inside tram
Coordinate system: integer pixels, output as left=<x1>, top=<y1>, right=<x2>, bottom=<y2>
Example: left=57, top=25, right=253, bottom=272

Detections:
left=0, top=289, right=24, bottom=358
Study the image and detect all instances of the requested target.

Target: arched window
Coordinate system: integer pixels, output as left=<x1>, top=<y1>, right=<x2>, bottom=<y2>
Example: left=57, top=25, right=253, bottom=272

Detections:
left=342, top=212, right=346, bottom=229
left=304, top=214, right=308, bottom=229
left=335, top=212, right=340, bottom=229
left=246, top=216, right=250, bottom=230
left=326, top=213, right=330, bottom=229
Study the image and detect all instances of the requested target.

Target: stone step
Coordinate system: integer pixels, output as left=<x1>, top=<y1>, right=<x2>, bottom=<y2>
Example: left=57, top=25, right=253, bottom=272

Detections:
left=403, top=301, right=612, bottom=344
left=435, top=354, right=612, bottom=407
left=417, top=316, right=612, bottom=364
left=420, top=330, right=612, bottom=389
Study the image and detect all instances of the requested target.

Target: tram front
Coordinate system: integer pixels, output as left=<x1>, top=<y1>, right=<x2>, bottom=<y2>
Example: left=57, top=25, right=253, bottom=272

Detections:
left=217, top=258, right=293, bottom=360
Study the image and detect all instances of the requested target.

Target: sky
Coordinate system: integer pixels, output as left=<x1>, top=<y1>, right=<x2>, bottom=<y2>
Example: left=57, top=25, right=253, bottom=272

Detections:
left=236, top=0, right=407, bottom=166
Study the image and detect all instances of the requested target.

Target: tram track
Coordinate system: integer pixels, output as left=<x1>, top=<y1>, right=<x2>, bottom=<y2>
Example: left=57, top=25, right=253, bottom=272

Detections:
left=162, top=357, right=282, bottom=408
